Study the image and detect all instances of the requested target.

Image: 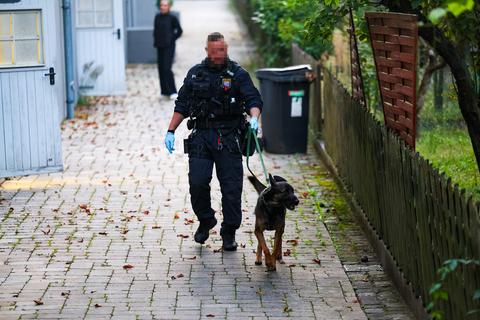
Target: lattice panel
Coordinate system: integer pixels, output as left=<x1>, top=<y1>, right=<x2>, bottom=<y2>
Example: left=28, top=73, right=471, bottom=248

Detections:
left=366, top=12, right=418, bottom=148
left=349, top=9, right=367, bottom=108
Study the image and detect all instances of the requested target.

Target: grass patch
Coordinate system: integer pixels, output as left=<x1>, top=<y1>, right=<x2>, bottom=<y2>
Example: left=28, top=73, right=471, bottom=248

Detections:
left=417, top=127, right=480, bottom=200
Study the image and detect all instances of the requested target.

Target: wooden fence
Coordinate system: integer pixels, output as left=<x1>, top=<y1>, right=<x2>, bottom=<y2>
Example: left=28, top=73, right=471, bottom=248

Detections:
left=292, top=45, right=480, bottom=320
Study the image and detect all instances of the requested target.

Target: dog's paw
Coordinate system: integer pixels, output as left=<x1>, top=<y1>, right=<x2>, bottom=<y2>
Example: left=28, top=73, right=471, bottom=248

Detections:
left=266, top=265, right=276, bottom=272
left=255, top=260, right=262, bottom=265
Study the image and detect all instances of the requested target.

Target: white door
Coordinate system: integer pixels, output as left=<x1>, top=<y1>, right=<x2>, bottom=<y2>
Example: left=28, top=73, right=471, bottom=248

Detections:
left=75, top=0, right=126, bottom=95
left=0, top=0, right=64, bottom=178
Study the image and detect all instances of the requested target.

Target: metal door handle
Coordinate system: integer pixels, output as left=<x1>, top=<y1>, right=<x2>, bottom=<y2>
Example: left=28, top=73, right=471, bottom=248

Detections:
left=44, top=67, right=56, bottom=85
left=113, top=28, right=121, bottom=40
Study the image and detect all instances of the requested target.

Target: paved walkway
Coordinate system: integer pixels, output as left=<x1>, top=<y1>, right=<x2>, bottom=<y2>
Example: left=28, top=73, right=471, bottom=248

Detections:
left=0, top=1, right=410, bottom=319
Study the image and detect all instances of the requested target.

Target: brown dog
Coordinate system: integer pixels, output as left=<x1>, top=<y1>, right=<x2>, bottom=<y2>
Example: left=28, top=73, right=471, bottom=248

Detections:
left=248, top=174, right=299, bottom=271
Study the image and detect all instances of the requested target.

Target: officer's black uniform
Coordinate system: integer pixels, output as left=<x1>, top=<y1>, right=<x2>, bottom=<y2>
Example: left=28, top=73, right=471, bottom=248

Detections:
left=153, top=12, right=182, bottom=96
left=174, top=58, right=263, bottom=242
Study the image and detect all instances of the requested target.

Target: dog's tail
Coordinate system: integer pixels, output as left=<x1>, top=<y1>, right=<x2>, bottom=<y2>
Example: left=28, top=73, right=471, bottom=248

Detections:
left=247, top=175, right=267, bottom=194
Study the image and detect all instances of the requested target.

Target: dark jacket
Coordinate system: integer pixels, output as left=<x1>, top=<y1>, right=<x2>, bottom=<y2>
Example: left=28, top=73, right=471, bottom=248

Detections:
left=174, top=58, right=263, bottom=118
left=153, top=12, right=182, bottom=48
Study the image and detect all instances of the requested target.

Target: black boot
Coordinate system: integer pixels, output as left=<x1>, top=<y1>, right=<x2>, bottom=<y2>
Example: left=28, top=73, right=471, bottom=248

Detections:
left=221, top=231, right=238, bottom=251
left=194, top=217, right=217, bottom=244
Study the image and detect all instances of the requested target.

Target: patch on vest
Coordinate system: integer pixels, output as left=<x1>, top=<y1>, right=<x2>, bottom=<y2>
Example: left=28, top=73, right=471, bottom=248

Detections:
left=222, top=78, right=232, bottom=91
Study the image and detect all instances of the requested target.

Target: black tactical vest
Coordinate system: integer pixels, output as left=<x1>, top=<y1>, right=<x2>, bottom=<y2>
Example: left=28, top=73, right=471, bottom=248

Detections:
left=187, top=60, right=245, bottom=129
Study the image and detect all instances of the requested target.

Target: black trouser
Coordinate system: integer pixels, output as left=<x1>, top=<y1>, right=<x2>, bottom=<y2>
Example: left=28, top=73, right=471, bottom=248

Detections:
left=156, top=45, right=177, bottom=95
left=187, top=128, right=243, bottom=235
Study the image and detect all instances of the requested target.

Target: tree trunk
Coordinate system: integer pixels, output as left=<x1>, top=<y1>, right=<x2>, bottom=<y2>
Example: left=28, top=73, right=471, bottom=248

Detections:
left=418, top=26, right=480, bottom=173
left=433, top=67, right=444, bottom=111
left=417, top=49, right=445, bottom=113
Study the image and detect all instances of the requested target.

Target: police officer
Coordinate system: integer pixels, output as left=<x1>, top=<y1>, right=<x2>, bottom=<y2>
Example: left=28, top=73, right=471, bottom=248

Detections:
left=164, top=32, right=262, bottom=251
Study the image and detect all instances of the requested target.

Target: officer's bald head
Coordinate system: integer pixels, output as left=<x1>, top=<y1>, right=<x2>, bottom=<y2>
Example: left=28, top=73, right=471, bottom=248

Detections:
left=206, top=32, right=228, bottom=67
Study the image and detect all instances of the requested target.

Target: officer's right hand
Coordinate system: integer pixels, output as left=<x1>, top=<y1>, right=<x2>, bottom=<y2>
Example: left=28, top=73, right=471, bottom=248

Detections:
left=250, top=116, right=259, bottom=132
left=165, top=131, right=175, bottom=154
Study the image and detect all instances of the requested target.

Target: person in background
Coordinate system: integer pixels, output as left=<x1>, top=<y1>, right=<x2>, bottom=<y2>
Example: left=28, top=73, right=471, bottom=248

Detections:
left=153, top=0, right=182, bottom=99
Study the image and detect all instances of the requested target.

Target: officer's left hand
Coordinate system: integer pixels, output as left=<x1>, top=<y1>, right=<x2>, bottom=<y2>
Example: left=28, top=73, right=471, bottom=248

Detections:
left=250, top=116, right=259, bottom=132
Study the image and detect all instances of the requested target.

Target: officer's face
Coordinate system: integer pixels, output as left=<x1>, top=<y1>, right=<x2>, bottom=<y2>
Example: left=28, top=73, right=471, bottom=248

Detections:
left=206, top=40, right=228, bottom=66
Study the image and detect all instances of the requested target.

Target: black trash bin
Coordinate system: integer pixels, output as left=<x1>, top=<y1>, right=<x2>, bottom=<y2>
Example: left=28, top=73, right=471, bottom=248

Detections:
left=255, top=64, right=311, bottom=154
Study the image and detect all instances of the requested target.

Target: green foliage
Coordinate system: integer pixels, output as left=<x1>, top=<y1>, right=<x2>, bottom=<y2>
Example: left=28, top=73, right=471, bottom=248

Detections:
left=155, top=0, right=174, bottom=9
left=428, top=0, right=475, bottom=23
left=428, top=259, right=480, bottom=319
left=251, top=0, right=332, bottom=66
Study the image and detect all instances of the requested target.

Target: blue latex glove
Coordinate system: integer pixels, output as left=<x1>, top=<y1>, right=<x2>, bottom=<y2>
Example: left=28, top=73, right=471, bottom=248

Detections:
left=165, top=132, right=175, bottom=154
left=250, top=116, right=259, bottom=131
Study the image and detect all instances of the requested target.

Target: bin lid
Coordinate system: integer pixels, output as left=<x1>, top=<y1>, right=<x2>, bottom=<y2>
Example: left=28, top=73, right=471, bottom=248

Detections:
left=255, top=64, right=312, bottom=83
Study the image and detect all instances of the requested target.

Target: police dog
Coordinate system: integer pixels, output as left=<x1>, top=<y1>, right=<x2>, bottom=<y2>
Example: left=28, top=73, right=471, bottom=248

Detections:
left=248, top=174, right=299, bottom=271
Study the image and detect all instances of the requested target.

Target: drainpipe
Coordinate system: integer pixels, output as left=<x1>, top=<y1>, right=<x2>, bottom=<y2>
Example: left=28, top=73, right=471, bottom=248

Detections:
left=62, top=0, right=75, bottom=119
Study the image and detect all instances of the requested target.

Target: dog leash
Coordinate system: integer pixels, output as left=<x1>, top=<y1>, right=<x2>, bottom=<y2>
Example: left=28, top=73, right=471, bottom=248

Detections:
left=245, top=126, right=270, bottom=186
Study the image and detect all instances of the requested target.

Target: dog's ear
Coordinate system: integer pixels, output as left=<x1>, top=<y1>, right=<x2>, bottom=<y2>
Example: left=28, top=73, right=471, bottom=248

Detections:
left=273, top=175, right=287, bottom=183
left=268, top=173, right=276, bottom=186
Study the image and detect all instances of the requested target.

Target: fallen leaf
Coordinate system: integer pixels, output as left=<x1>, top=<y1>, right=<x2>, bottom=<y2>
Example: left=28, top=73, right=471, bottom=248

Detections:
left=176, top=273, right=184, bottom=278
left=79, top=204, right=91, bottom=214
left=213, top=248, right=223, bottom=253
left=283, top=249, right=292, bottom=256
left=152, top=225, right=161, bottom=229
left=121, top=229, right=129, bottom=235
left=171, top=276, right=176, bottom=280
left=61, top=292, right=69, bottom=297
left=185, top=256, right=196, bottom=260
left=94, top=303, right=102, bottom=308
left=184, top=218, right=194, bottom=225
left=34, top=299, right=43, bottom=305
left=41, top=229, right=50, bottom=235
left=313, top=258, right=321, bottom=265
left=206, top=315, right=215, bottom=318
left=302, top=192, right=309, bottom=198
left=123, top=264, right=134, bottom=270
left=98, top=232, right=108, bottom=236
left=283, top=307, right=292, bottom=313
left=143, top=210, right=150, bottom=215
left=286, top=239, right=299, bottom=246
left=174, top=213, right=180, bottom=220
left=177, top=234, right=189, bottom=239
left=288, top=264, right=296, bottom=267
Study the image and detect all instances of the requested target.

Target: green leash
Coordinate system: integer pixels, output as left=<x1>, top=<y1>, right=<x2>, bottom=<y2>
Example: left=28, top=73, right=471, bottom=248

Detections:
left=245, top=126, right=269, bottom=185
